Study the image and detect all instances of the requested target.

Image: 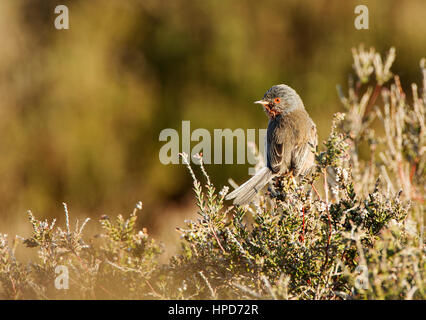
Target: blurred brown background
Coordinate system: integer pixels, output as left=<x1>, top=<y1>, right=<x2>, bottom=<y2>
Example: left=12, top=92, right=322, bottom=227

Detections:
left=0, top=0, right=425, bottom=258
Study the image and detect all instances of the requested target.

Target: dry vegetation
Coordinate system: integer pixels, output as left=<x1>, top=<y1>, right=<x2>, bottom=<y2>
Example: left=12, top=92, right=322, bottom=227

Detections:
left=0, top=46, right=424, bottom=300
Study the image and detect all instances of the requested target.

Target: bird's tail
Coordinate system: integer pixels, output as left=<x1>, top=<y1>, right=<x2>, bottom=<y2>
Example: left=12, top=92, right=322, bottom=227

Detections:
left=226, top=167, right=273, bottom=206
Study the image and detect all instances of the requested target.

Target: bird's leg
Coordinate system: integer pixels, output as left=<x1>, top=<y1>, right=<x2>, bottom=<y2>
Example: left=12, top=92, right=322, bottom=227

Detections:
left=268, top=181, right=278, bottom=197
left=289, top=171, right=297, bottom=189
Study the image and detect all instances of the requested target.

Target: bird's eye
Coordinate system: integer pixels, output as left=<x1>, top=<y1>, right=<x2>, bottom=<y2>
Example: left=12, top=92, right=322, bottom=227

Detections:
left=274, top=98, right=281, bottom=104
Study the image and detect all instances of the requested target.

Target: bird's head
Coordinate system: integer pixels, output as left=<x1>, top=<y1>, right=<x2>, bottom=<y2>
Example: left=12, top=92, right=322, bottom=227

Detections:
left=255, top=84, right=304, bottom=118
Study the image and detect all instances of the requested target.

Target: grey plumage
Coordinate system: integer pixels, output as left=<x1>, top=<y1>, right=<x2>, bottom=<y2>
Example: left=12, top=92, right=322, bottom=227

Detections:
left=226, top=84, right=317, bottom=206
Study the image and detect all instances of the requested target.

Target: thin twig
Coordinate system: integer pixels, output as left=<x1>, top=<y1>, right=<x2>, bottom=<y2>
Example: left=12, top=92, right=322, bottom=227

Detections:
left=322, top=168, right=332, bottom=271
left=362, top=84, right=382, bottom=121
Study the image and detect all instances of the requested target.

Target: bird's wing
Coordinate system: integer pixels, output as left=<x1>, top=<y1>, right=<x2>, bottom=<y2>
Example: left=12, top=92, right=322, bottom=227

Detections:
left=266, top=120, right=285, bottom=174
left=292, top=121, right=317, bottom=176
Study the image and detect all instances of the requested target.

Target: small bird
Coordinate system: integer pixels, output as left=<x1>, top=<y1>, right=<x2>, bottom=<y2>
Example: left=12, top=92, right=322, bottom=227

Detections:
left=226, top=84, right=317, bottom=206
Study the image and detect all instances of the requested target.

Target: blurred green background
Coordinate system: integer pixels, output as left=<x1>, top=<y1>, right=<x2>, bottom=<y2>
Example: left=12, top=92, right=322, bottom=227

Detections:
left=0, top=0, right=425, bottom=253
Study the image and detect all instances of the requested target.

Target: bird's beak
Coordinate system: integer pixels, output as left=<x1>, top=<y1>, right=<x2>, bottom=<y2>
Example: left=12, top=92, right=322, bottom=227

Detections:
left=254, top=100, right=269, bottom=106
